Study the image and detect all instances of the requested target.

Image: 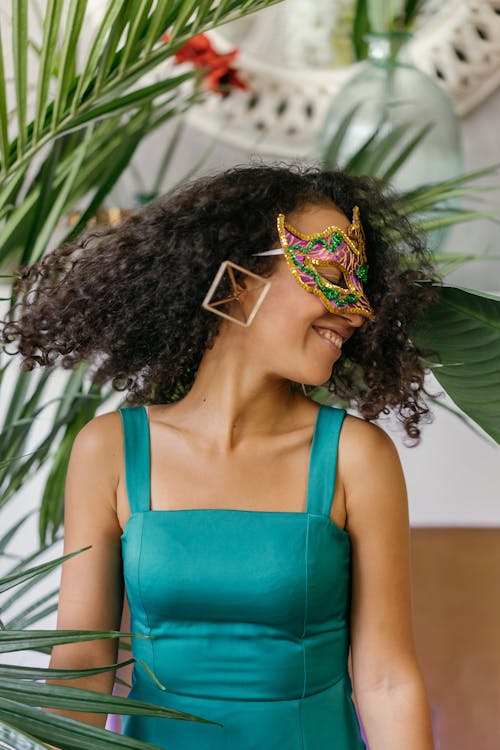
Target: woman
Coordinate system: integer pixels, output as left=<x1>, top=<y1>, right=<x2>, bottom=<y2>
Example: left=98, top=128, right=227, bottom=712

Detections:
left=2, top=164, right=438, bottom=749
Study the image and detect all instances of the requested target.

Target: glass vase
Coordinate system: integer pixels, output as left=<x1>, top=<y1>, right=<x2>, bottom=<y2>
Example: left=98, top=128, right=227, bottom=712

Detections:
left=318, top=31, right=463, bottom=193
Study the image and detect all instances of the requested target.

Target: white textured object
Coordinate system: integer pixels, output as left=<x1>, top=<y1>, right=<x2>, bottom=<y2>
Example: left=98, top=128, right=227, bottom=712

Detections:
left=410, top=0, right=500, bottom=116
left=185, top=0, right=500, bottom=156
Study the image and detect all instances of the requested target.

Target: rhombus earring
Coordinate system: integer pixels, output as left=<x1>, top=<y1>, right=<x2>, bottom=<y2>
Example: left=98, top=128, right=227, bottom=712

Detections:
left=202, top=260, right=271, bottom=327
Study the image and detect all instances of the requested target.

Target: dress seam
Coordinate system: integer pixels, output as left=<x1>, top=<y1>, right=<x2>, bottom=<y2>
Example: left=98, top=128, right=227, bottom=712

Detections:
left=299, top=513, right=310, bottom=750
left=137, top=514, right=156, bottom=682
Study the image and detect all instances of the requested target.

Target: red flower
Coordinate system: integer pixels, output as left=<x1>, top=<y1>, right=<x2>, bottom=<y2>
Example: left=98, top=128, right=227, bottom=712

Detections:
left=203, top=65, right=248, bottom=96
left=162, top=32, right=249, bottom=98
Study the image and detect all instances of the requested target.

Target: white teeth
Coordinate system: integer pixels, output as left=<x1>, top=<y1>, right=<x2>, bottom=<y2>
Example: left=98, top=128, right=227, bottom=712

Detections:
left=313, top=327, right=343, bottom=349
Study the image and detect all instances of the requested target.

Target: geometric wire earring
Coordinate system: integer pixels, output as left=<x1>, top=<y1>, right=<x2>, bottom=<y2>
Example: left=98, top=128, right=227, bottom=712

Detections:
left=201, top=260, right=272, bottom=327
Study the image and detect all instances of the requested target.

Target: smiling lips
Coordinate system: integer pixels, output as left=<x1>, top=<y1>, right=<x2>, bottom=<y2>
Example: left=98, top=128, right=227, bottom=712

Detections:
left=312, top=326, right=344, bottom=350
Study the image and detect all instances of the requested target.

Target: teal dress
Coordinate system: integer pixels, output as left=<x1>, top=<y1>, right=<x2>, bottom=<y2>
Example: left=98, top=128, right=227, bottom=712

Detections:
left=119, top=404, right=367, bottom=750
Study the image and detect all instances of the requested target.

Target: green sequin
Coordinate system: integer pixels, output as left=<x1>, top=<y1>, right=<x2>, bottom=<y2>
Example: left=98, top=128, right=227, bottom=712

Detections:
left=288, top=247, right=359, bottom=307
left=355, top=263, right=369, bottom=282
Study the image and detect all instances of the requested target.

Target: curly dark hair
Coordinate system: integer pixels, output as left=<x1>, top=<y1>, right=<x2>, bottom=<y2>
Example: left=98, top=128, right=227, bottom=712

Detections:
left=1, top=163, right=441, bottom=443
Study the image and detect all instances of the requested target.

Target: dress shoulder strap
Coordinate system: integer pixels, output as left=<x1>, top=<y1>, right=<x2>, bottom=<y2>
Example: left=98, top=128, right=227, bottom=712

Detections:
left=118, top=405, right=151, bottom=515
left=306, top=404, right=346, bottom=518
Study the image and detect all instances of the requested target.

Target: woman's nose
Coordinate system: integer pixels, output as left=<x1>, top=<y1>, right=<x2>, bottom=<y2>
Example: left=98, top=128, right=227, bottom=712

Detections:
left=337, top=311, right=365, bottom=328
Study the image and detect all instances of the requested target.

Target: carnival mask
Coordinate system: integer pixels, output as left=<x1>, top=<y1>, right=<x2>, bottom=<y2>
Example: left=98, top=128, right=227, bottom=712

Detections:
left=254, top=206, right=375, bottom=319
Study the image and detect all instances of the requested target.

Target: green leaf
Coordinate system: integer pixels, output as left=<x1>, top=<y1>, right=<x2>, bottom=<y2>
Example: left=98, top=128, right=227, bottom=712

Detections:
left=5, top=587, right=59, bottom=630
left=0, top=679, right=219, bottom=724
left=352, top=0, right=370, bottom=60
left=170, top=0, right=201, bottom=39
left=410, top=284, right=500, bottom=443
left=0, top=27, right=9, bottom=173
left=118, top=0, right=155, bottom=74
left=0, top=547, right=91, bottom=594
left=71, top=0, right=130, bottom=113
left=415, top=210, right=500, bottom=233
left=320, top=105, right=359, bottom=168
left=425, top=393, right=492, bottom=443
left=38, top=378, right=109, bottom=544
left=380, top=122, right=434, bottom=182
left=357, top=122, right=412, bottom=175
left=0, top=628, right=151, bottom=654
left=342, top=127, right=381, bottom=174
left=0, top=695, right=207, bottom=750
left=0, top=720, right=51, bottom=750
left=12, top=0, right=28, bottom=155
left=66, top=72, right=194, bottom=132
left=52, top=0, right=88, bottom=124
left=20, top=135, right=64, bottom=263
left=0, top=510, right=36, bottom=554
left=404, top=0, right=426, bottom=27
left=94, top=1, right=136, bottom=94
left=29, top=125, right=94, bottom=262
left=1, top=0, right=282, bottom=180
left=33, top=0, right=64, bottom=140
left=0, top=658, right=135, bottom=681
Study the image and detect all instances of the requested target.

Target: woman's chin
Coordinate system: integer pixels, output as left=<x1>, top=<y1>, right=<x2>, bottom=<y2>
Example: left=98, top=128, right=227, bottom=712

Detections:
left=299, top=368, right=334, bottom=389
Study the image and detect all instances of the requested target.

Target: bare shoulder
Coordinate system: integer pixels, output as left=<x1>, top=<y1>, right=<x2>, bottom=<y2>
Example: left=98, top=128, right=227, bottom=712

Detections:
left=338, top=413, right=407, bottom=535
left=340, top=412, right=402, bottom=474
left=73, top=408, right=123, bottom=450
left=72, top=409, right=123, bottom=482
left=341, top=411, right=397, bottom=452
left=67, top=409, right=124, bottom=521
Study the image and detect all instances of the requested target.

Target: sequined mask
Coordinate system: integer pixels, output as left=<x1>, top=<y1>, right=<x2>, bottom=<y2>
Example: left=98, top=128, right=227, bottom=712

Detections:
left=254, top=206, right=375, bottom=319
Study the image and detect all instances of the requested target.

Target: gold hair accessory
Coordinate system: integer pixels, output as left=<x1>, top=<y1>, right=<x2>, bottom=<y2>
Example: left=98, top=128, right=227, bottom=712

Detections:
left=202, top=260, right=271, bottom=327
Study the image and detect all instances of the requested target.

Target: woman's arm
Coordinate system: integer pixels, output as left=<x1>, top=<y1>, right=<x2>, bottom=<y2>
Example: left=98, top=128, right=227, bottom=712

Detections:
left=340, top=417, right=435, bottom=750
left=44, top=412, right=125, bottom=735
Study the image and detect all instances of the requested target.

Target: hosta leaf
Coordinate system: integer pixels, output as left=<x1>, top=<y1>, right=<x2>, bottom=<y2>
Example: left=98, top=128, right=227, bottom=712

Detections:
left=410, top=283, right=500, bottom=443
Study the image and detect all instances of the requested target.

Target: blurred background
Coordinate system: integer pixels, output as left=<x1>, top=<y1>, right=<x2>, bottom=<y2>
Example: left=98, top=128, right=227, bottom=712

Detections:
left=0, top=2, right=499, bottom=750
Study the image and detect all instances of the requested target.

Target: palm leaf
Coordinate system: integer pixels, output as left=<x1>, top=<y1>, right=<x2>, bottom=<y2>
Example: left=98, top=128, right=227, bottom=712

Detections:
left=0, top=25, right=9, bottom=172
left=380, top=122, right=433, bottom=182
left=11, top=0, right=28, bottom=156
left=0, top=660, right=135, bottom=681
left=0, top=680, right=218, bottom=725
left=403, top=0, right=426, bottom=26
left=0, top=510, right=36, bottom=555
left=352, top=0, right=370, bottom=59
left=0, top=696, right=213, bottom=750
left=1, top=0, right=283, bottom=180
left=0, top=547, right=92, bottom=595
left=5, top=588, right=60, bottom=630
left=33, top=0, right=64, bottom=141
left=0, top=721, right=49, bottom=750
left=51, top=0, right=88, bottom=125
left=0, top=628, right=150, bottom=654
